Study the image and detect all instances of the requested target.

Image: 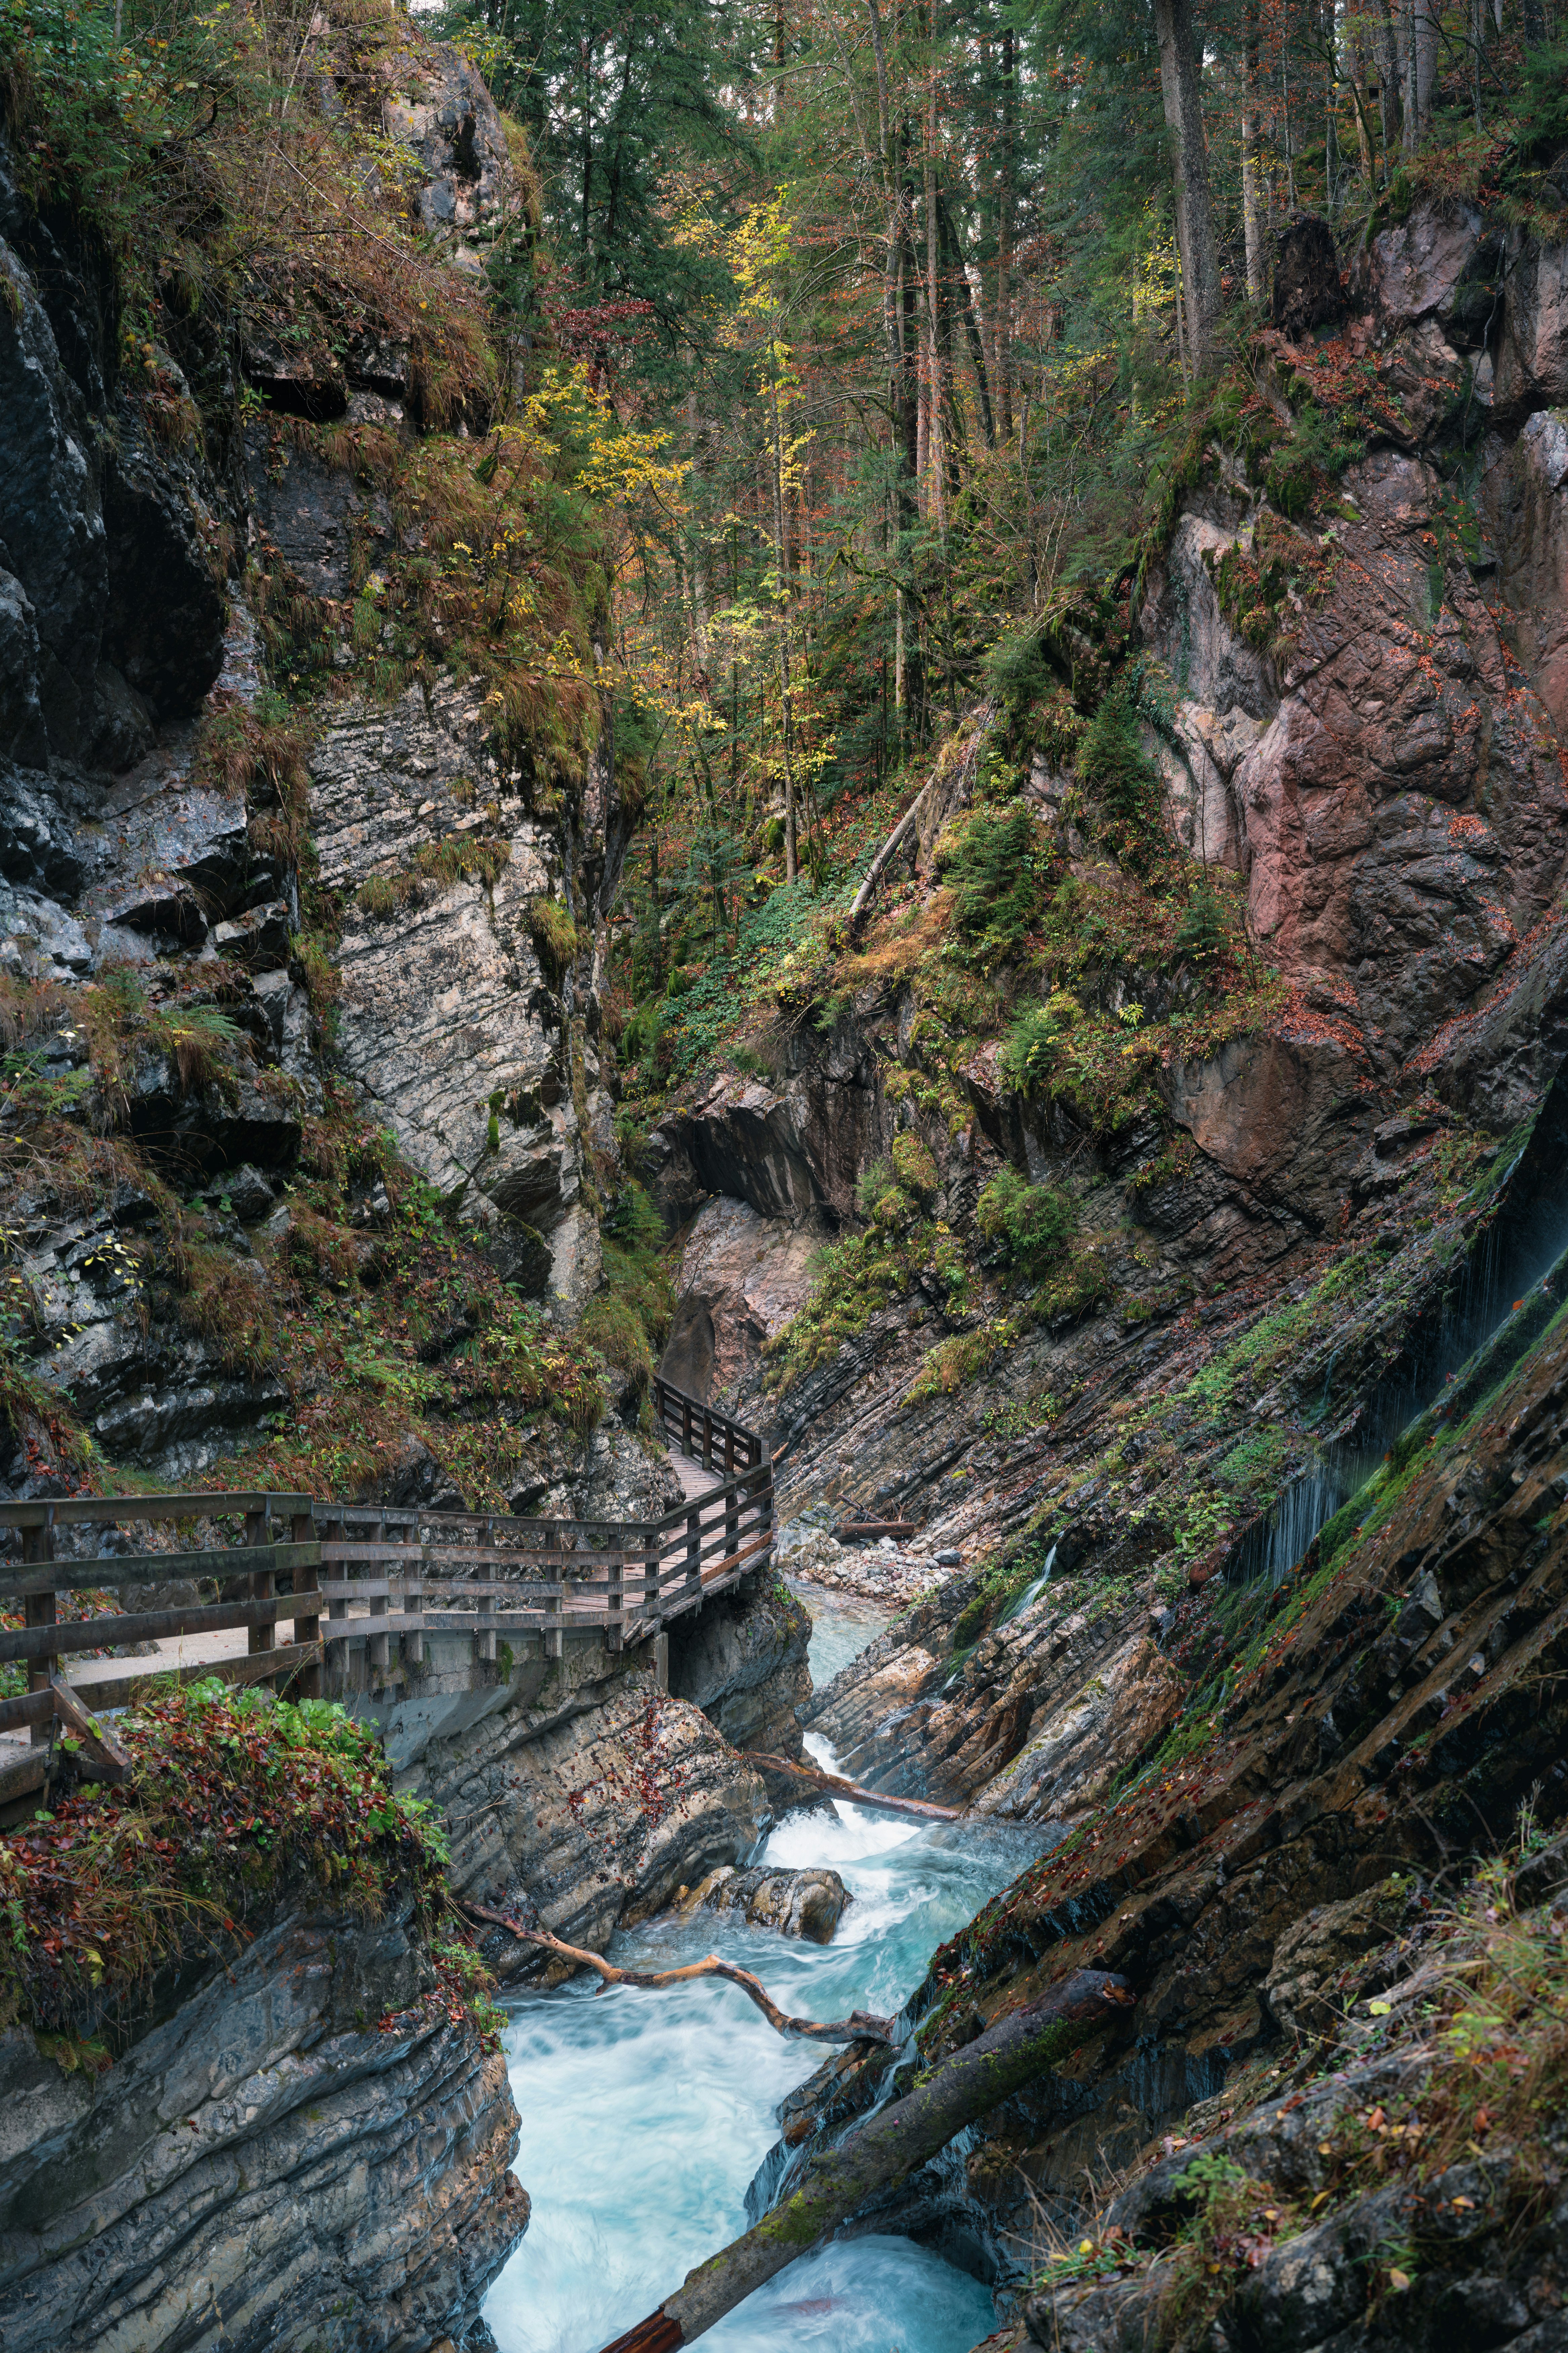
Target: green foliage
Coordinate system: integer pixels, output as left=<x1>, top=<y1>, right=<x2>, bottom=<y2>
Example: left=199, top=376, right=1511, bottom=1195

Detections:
left=0, top=1682, right=490, bottom=2041
left=891, top=1132, right=939, bottom=1207
left=1076, top=689, right=1163, bottom=862
left=905, top=1317, right=1016, bottom=1403
left=584, top=1180, right=673, bottom=1401
left=999, top=990, right=1084, bottom=1092
left=938, top=806, right=1048, bottom=966
left=1173, top=878, right=1228, bottom=965
left=358, top=839, right=512, bottom=923
left=976, top=1166, right=1077, bottom=1272
left=528, top=895, right=579, bottom=985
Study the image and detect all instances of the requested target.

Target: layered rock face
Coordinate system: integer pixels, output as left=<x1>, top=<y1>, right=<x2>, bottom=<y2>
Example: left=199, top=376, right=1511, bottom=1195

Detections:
left=310, top=680, right=612, bottom=1319
left=758, top=1218, right=1568, bottom=2325
left=403, top=1641, right=772, bottom=1966
left=0, top=61, right=616, bottom=1487
left=0, top=1908, right=524, bottom=2353
left=0, top=46, right=803, bottom=2353
left=650, top=202, right=1568, bottom=1585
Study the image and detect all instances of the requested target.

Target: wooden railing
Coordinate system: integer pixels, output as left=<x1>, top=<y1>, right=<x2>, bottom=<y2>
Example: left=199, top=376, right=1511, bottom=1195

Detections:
left=0, top=1379, right=770, bottom=1795
left=651, top=1374, right=764, bottom=1479
left=314, top=1453, right=773, bottom=1677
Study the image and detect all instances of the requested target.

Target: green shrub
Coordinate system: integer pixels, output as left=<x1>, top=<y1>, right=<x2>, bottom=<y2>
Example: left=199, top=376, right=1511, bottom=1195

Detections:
left=1076, top=691, right=1161, bottom=828
left=891, top=1132, right=939, bottom=1207
left=976, top=1166, right=1077, bottom=1271
left=1174, top=877, right=1229, bottom=965
left=998, top=990, right=1082, bottom=1092
left=529, top=896, right=579, bottom=984
left=939, top=806, right=1045, bottom=964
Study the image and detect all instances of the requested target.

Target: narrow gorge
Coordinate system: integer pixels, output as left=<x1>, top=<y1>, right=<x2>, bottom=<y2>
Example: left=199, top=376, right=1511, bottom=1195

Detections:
left=5, top=5, right=1568, bottom=2352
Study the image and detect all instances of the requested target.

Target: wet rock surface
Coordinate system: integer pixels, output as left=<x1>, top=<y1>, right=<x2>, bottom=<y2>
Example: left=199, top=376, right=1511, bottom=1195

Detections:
left=410, top=1646, right=771, bottom=1965
left=666, top=1576, right=812, bottom=1756
left=673, top=1862, right=851, bottom=1943
left=0, top=1908, right=525, bottom=2353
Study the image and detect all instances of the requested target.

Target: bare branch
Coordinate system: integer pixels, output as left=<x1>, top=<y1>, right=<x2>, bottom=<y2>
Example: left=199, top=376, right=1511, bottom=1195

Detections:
left=460, top=1903, right=900, bottom=2046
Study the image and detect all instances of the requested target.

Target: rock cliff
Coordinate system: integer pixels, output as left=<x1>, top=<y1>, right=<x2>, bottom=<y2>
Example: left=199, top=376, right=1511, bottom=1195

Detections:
left=630, top=199, right=1568, bottom=2351
left=0, top=1909, right=525, bottom=2353
left=0, top=18, right=807, bottom=2352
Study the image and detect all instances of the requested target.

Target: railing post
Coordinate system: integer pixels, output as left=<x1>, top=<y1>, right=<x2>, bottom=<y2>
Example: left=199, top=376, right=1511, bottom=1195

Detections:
left=478, top=1515, right=496, bottom=1664
left=543, top=1522, right=562, bottom=1661
left=404, top=1525, right=424, bottom=1673
left=323, top=1513, right=344, bottom=1698
left=606, top=1541, right=623, bottom=1653
left=369, top=1507, right=389, bottom=1680
left=682, top=1393, right=693, bottom=1456
left=643, top=1523, right=661, bottom=1632
left=725, top=1433, right=739, bottom=1567
left=24, top=1507, right=56, bottom=1747
left=245, top=1505, right=276, bottom=1692
left=702, top=1408, right=714, bottom=1471
left=686, top=1504, right=701, bottom=1607
left=292, top=1504, right=321, bottom=1699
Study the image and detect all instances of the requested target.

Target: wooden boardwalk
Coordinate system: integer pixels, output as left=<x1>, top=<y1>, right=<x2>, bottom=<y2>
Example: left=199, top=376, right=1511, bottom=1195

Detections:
left=0, top=1376, right=771, bottom=1818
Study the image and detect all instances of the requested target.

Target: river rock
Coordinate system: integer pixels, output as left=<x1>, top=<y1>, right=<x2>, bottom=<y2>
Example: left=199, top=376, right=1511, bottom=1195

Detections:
left=405, top=1648, right=771, bottom=1963
left=674, top=1863, right=850, bottom=1943
left=0, top=1908, right=525, bottom=2353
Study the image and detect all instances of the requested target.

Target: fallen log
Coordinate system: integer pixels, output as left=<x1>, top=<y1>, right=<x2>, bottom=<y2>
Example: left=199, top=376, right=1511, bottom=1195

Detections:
left=831, top=1519, right=920, bottom=1542
left=844, top=777, right=934, bottom=933
left=459, top=1904, right=898, bottom=2046
left=596, top=1968, right=1134, bottom=2351
left=741, top=1750, right=960, bottom=1823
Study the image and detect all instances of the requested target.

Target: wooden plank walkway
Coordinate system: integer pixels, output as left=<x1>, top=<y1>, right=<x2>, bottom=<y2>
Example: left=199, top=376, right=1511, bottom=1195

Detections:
left=0, top=1377, right=770, bottom=1817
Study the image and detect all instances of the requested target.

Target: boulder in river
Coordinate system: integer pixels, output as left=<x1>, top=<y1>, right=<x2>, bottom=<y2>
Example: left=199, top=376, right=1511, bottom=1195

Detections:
left=674, top=1863, right=851, bottom=1943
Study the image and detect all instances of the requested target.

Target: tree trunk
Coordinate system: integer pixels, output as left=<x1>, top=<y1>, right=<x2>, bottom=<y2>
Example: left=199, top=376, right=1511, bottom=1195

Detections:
left=1152, top=0, right=1222, bottom=370
left=1241, top=0, right=1265, bottom=300
left=1396, top=0, right=1415, bottom=150
left=995, top=26, right=1015, bottom=443
left=866, top=0, right=916, bottom=748
left=1412, top=0, right=1440, bottom=138
left=767, top=371, right=797, bottom=884
left=1376, top=0, right=1404, bottom=157
left=939, top=190, right=994, bottom=446
left=599, top=1971, right=1134, bottom=2352
left=579, top=36, right=593, bottom=269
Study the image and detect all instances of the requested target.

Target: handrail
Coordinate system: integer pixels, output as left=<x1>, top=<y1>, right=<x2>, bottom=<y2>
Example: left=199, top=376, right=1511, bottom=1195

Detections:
left=0, top=1380, right=771, bottom=1799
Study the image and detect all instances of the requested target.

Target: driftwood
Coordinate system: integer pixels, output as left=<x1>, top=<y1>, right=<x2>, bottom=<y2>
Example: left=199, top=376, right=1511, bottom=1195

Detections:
left=460, top=1904, right=897, bottom=2046
left=741, top=1750, right=960, bottom=1823
left=596, top=1968, right=1135, bottom=2351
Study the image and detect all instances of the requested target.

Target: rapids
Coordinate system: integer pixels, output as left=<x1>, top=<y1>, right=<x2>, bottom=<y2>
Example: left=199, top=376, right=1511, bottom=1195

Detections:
left=484, top=1586, right=1038, bottom=2353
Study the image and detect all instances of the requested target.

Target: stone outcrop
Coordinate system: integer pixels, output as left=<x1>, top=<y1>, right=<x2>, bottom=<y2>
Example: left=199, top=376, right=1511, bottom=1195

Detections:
left=380, top=1637, right=772, bottom=1967
left=666, top=1579, right=813, bottom=1757
left=310, top=681, right=612, bottom=1318
left=648, top=1048, right=894, bottom=1231
left=1140, top=461, right=1568, bottom=1077
left=0, top=1908, right=524, bottom=2353
left=809, top=1577, right=1183, bottom=1818
left=660, top=1194, right=826, bottom=1407
left=673, top=1862, right=850, bottom=1943
left=762, top=1144, right=1568, bottom=2320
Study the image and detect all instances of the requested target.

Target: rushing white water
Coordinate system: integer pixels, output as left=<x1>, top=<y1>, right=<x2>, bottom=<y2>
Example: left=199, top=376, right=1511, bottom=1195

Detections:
left=485, top=1590, right=1035, bottom=2353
